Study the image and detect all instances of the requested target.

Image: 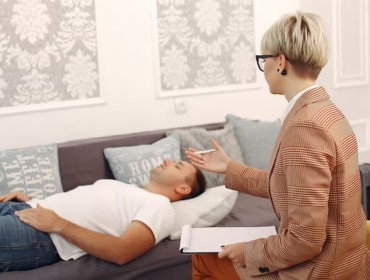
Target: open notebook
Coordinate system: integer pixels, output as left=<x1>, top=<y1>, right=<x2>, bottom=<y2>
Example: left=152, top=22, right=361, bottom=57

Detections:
left=179, top=225, right=277, bottom=254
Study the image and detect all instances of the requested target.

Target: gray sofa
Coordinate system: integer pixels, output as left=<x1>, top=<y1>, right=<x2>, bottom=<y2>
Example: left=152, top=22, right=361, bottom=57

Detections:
left=0, top=123, right=279, bottom=280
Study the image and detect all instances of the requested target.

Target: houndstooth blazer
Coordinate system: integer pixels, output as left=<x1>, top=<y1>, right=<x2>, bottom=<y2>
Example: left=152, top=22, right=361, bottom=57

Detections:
left=225, top=86, right=370, bottom=280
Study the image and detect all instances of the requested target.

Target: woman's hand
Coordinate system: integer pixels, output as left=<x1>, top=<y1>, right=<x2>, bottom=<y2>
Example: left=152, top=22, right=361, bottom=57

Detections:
left=218, top=242, right=246, bottom=267
left=0, top=191, right=30, bottom=202
left=185, top=138, right=231, bottom=174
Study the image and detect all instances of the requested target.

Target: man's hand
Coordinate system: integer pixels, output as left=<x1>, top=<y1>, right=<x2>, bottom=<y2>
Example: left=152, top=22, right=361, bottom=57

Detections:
left=0, top=192, right=30, bottom=202
left=15, top=204, right=69, bottom=233
left=218, top=242, right=247, bottom=267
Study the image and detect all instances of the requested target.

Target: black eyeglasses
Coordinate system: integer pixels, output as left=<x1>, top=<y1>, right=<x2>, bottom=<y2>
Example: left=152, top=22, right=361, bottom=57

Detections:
left=255, top=55, right=276, bottom=72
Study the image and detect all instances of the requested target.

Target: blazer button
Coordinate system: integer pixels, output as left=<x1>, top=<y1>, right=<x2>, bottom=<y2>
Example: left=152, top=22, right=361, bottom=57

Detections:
left=258, top=267, right=270, bottom=273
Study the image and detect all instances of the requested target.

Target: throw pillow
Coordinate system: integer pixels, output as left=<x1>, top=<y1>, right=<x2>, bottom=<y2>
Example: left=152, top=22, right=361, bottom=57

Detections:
left=167, top=123, right=244, bottom=188
left=0, top=143, right=63, bottom=199
left=226, top=114, right=280, bottom=169
left=169, top=185, right=238, bottom=240
left=104, top=135, right=181, bottom=187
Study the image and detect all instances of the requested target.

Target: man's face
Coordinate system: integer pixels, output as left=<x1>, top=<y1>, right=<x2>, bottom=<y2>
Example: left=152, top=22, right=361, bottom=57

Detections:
left=150, top=159, right=196, bottom=188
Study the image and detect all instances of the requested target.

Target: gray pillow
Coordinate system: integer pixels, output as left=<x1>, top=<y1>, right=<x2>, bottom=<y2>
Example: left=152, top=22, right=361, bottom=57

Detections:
left=226, top=114, right=280, bottom=169
left=167, top=123, right=244, bottom=188
left=104, top=135, right=181, bottom=187
left=0, top=143, right=63, bottom=199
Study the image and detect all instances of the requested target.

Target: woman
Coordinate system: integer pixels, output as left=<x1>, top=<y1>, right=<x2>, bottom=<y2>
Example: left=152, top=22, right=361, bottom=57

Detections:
left=186, top=12, right=369, bottom=280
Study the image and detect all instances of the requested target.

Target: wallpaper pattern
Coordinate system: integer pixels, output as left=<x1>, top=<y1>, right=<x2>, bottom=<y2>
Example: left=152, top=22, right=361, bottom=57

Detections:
left=0, top=0, right=99, bottom=112
left=155, top=0, right=256, bottom=96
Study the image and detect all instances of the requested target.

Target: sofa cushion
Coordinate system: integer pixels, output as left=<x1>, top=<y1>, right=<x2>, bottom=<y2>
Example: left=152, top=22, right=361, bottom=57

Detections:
left=226, top=114, right=280, bottom=169
left=104, top=135, right=181, bottom=187
left=166, top=123, right=244, bottom=188
left=0, top=143, right=63, bottom=199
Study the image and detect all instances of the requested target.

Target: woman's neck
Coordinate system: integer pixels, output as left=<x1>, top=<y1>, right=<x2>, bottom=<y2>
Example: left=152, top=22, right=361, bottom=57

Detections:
left=284, top=79, right=317, bottom=102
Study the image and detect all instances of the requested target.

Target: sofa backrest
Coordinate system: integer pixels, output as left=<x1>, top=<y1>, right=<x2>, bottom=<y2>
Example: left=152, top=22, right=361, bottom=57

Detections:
left=57, top=123, right=224, bottom=192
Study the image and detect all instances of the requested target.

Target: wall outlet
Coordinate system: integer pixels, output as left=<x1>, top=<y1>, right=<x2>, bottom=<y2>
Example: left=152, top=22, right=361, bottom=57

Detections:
left=174, top=98, right=187, bottom=114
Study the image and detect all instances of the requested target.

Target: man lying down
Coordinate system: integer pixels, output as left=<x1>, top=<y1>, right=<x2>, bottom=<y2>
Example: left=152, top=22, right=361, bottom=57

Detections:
left=0, top=159, right=206, bottom=272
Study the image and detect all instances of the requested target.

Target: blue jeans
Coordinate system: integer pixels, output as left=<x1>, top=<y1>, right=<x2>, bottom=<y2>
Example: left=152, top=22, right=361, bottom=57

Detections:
left=0, top=202, right=60, bottom=272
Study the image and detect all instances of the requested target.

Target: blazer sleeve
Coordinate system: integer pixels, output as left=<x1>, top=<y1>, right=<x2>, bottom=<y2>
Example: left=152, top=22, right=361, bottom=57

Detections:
left=242, top=120, right=336, bottom=277
left=224, top=161, right=270, bottom=198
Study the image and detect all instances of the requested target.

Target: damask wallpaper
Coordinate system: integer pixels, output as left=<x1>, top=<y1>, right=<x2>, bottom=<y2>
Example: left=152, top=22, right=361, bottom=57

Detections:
left=154, top=0, right=257, bottom=97
left=0, top=0, right=100, bottom=113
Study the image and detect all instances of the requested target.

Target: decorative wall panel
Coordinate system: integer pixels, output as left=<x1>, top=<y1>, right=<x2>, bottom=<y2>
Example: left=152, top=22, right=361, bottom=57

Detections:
left=152, top=0, right=258, bottom=97
left=0, top=0, right=101, bottom=114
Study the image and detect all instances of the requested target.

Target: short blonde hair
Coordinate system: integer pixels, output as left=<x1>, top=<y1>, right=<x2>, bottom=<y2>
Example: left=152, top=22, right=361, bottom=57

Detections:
left=261, top=11, right=330, bottom=78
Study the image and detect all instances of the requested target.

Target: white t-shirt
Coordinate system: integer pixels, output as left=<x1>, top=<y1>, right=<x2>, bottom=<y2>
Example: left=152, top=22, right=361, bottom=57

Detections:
left=28, top=179, right=175, bottom=261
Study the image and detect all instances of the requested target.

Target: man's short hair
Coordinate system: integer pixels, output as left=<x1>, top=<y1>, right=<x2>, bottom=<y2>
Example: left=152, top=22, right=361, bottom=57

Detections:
left=185, top=167, right=206, bottom=200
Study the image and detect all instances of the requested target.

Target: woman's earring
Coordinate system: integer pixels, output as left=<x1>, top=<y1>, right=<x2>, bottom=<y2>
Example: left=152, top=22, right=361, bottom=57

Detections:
left=281, top=69, right=287, bottom=76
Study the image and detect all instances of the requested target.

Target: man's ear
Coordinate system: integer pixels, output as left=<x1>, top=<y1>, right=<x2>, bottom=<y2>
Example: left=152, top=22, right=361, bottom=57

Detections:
left=175, top=184, right=191, bottom=195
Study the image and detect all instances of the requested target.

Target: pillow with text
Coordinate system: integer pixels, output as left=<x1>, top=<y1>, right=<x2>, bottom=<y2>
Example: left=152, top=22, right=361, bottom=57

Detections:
left=0, top=143, right=63, bottom=199
left=104, top=135, right=181, bottom=187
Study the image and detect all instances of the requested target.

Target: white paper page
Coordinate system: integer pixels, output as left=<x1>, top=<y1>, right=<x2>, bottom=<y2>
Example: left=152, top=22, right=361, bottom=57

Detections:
left=180, top=226, right=277, bottom=254
left=179, top=224, right=192, bottom=251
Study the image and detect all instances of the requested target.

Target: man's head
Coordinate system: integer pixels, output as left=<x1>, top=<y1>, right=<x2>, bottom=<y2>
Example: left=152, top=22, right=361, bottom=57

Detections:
left=145, top=159, right=206, bottom=202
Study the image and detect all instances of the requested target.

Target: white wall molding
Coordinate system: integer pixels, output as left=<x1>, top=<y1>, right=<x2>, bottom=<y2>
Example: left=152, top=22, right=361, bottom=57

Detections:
left=0, top=98, right=106, bottom=116
left=332, top=0, right=369, bottom=88
left=350, top=119, right=370, bottom=153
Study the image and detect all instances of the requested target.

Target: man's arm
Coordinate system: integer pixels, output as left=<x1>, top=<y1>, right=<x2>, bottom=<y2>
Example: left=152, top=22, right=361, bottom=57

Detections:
left=15, top=204, right=155, bottom=265
left=60, top=219, right=155, bottom=265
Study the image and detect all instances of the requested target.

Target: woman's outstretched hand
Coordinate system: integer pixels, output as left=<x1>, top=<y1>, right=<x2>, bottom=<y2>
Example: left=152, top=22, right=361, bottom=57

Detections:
left=185, top=138, right=231, bottom=174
